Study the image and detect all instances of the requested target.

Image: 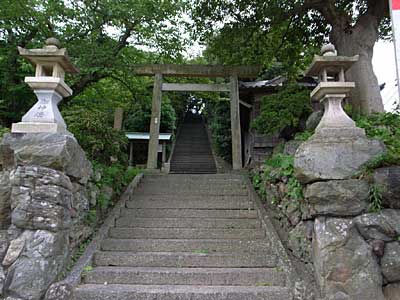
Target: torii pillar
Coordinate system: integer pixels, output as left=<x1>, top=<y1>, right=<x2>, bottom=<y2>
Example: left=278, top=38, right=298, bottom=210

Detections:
left=147, top=73, right=163, bottom=170
left=230, top=75, right=242, bottom=170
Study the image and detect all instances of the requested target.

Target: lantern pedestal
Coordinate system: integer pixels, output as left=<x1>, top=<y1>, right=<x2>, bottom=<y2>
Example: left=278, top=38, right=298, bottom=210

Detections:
left=11, top=122, right=68, bottom=134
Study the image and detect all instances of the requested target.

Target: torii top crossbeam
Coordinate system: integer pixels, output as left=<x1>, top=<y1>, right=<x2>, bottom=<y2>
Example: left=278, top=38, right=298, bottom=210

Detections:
left=131, top=64, right=261, bottom=78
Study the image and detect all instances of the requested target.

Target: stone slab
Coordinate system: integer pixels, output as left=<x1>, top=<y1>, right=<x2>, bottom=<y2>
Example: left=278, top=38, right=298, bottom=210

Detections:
left=120, top=208, right=258, bottom=219
left=73, top=284, right=291, bottom=300
left=109, top=228, right=265, bottom=240
left=115, top=217, right=260, bottom=229
left=101, top=239, right=271, bottom=253
left=11, top=122, right=68, bottom=134
left=83, top=267, right=286, bottom=286
left=94, top=251, right=278, bottom=268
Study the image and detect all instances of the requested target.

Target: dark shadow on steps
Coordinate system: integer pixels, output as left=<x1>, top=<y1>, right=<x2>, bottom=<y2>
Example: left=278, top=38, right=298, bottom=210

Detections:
left=170, top=112, right=217, bottom=174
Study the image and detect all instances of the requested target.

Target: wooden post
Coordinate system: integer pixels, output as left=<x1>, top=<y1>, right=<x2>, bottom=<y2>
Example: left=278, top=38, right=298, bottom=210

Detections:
left=230, top=75, right=242, bottom=170
left=129, top=140, right=134, bottom=167
left=162, top=141, right=167, bottom=164
left=113, top=108, right=124, bottom=130
left=147, top=73, right=163, bottom=169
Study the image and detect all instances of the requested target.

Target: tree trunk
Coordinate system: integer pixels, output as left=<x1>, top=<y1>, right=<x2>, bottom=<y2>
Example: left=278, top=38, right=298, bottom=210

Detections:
left=330, top=16, right=384, bottom=115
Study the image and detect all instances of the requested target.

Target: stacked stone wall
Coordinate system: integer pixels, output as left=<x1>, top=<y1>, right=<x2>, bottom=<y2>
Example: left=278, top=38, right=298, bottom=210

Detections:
left=0, top=133, right=92, bottom=300
left=294, top=129, right=400, bottom=299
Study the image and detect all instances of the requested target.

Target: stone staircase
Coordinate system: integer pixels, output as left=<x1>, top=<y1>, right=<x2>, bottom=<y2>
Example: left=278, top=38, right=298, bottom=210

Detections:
left=73, top=174, right=291, bottom=299
left=170, top=112, right=217, bottom=174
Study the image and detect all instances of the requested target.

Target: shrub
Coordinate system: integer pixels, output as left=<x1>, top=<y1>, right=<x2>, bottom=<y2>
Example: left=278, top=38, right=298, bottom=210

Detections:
left=205, top=100, right=232, bottom=162
left=0, top=126, right=10, bottom=140
left=93, top=162, right=141, bottom=196
left=251, top=85, right=312, bottom=137
left=356, top=112, right=400, bottom=169
left=124, top=98, right=176, bottom=133
left=252, top=153, right=304, bottom=203
left=369, top=184, right=383, bottom=213
left=63, top=107, right=128, bottom=165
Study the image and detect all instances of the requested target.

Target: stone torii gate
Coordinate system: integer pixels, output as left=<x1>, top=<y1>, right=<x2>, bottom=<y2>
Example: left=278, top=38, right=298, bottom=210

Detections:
left=131, top=64, right=261, bottom=170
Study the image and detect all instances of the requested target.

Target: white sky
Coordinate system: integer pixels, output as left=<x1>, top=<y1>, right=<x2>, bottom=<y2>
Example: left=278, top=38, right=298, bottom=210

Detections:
left=373, top=40, right=399, bottom=111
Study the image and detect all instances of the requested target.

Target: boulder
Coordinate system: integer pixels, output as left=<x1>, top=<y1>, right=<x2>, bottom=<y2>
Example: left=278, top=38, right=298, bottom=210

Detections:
left=294, top=136, right=385, bottom=184
left=305, top=179, right=369, bottom=217
left=283, top=140, right=303, bottom=156
left=1, top=133, right=92, bottom=183
left=383, top=282, right=400, bottom=300
left=374, top=166, right=400, bottom=209
left=313, top=217, right=384, bottom=300
left=381, top=242, right=400, bottom=283
left=4, top=230, right=69, bottom=300
left=355, top=209, right=400, bottom=242
left=306, top=111, right=323, bottom=131
left=0, top=171, right=11, bottom=228
left=44, top=282, right=73, bottom=300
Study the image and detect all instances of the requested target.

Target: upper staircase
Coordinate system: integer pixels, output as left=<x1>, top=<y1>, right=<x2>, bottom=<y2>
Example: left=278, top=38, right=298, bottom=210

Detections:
left=73, top=174, right=292, bottom=300
left=170, top=112, right=217, bottom=174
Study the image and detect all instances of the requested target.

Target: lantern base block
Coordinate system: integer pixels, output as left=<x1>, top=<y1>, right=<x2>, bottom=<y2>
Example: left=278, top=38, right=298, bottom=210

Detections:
left=11, top=122, right=70, bottom=134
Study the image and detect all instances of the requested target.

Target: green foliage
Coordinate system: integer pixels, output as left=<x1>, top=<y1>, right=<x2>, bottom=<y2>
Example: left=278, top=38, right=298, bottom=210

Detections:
left=97, top=194, right=110, bottom=211
left=204, top=99, right=232, bottom=162
left=0, top=126, right=10, bottom=140
left=369, top=184, right=383, bottom=213
left=0, top=0, right=187, bottom=127
left=85, top=209, right=97, bottom=226
left=191, top=0, right=390, bottom=78
left=356, top=112, right=400, bottom=169
left=63, top=107, right=128, bottom=165
left=255, top=153, right=304, bottom=202
left=124, top=98, right=176, bottom=133
left=294, top=130, right=313, bottom=142
left=191, top=1, right=327, bottom=78
left=94, top=162, right=141, bottom=196
left=252, top=85, right=312, bottom=136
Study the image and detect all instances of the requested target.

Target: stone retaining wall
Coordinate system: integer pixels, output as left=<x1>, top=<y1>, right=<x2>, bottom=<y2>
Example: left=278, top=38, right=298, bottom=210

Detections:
left=0, top=133, right=92, bottom=300
left=295, top=132, right=400, bottom=299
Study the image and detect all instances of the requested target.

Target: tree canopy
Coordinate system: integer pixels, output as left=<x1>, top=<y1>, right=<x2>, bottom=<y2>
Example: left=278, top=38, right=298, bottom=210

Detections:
left=0, top=0, right=187, bottom=126
left=191, top=0, right=391, bottom=114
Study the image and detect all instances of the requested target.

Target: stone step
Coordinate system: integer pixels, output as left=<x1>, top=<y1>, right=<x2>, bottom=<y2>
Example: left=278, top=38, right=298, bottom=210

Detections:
left=109, top=228, right=265, bottom=240
left=169, top=171, right=218, bottom=174
left=120, top=208, right=258, bottom=219
left=83, top=267, right=286, bottom=286
left=73, top=284, right=291, bottom=300
left=140, top=180, right=246, bottom=189
left=141, top=179, right=245, bottom=185
left=101, top=239, right=271, bottom=253
left=94, top=251, right=278, bottom=268
left=143, top=174, right=244, bottom=181
left=115, top=217, right=261, bottom=229
left=138, top=183, right=246, bottom=190
left=126, top=198, right=254, bottom=209
left=133, top=189, right=248, bottom=196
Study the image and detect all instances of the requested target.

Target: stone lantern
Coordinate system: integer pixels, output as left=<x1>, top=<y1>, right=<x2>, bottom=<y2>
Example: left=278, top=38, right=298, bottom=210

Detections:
left=294, top=44, right=386, bottom=183
left=11, top=38, right=79, bottom=134
left=304, top=44, right=364, bottom=138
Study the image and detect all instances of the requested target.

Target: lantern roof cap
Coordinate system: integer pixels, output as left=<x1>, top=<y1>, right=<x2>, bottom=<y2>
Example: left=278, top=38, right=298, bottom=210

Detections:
left=18, top=38, right=79, bottom=74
